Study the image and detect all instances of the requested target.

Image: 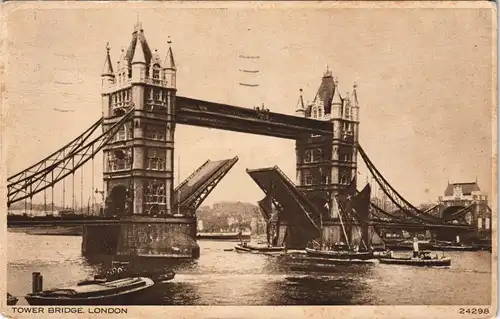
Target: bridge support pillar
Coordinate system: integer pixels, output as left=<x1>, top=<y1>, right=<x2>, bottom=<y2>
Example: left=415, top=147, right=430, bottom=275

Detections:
left=81, top=217, right=200, bottom=259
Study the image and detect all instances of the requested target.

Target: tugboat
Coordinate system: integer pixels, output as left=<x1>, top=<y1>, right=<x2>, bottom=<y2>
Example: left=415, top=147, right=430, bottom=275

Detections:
left=378, top=237, right=451, bottom=267
left=25, top=272, right=154, bottom=305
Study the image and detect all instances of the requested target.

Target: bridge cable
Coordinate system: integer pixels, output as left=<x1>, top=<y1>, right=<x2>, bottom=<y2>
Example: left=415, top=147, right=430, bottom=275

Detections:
left=80, top=167, right=84, bottom=214
left=356, top=143, right=440, bottom=224
left=7, top=117, right=103, bottom=184
left=91, top=146, right=95, bottom=215
left=7, top=109, right=133, bottom=206
left=62, top=167, right=66, bottom=209
left=44, top=161, right=47, bottom=213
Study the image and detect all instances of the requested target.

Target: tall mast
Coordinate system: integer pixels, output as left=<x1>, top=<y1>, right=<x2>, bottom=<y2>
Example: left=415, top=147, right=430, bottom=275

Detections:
left=337, top=197, right=351, bottom=250
left=319, top=206, right=324, bottom=249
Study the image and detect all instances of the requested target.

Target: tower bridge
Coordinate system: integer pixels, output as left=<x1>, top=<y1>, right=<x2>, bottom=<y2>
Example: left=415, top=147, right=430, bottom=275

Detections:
left=7, top=21, right=485, bottom=259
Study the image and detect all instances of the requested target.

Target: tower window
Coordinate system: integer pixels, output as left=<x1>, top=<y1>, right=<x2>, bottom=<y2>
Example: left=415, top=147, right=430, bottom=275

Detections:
left=312, top=148, right=322, bottom=162
left=304, top=171, right=313, bottom=186
left=145, top=181, right=166, bottom=207
left=304, top=149, right=312, bottom=163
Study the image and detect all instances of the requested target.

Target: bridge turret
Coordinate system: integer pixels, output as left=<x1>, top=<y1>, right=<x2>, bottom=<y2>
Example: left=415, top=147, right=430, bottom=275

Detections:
left=295, top=88, right=305, bottom=117
left=330, top=78, right=343, bottom=121
left=351, top=82, right=359, bottom=122
left=131, top=32, right=147, bottom=83
left=101, top=43, right=115, bottom=89
left=101, top=43, right=115, bottom=118
left=163, top=41, right=176, bottom=89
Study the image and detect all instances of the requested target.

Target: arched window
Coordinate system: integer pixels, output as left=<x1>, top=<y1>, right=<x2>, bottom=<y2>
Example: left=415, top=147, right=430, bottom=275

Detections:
left=312, top=108, right=317, bottom=118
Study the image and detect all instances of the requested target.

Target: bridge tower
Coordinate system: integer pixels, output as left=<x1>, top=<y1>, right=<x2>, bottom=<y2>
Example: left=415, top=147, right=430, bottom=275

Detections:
left=101, top=20, right=176, bottom=217
left=295, top=67, right=360, bottom=245
left=83, top=21, right=199, bottom=259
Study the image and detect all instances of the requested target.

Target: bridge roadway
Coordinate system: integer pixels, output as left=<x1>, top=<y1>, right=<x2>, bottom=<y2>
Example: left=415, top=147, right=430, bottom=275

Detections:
left=7, top=215, right=195, bottom=227
left=176, top=96, right=333, bottom=139
left=8, top=215, right=472, bottom=230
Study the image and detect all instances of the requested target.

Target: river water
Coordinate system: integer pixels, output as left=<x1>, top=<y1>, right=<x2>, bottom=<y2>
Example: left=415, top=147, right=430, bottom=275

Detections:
left=7, top=230, right=492, bottom=305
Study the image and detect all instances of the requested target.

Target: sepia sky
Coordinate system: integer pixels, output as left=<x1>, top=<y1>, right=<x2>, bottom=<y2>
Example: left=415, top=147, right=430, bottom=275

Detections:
left=4, top=4, right=495, bottom=208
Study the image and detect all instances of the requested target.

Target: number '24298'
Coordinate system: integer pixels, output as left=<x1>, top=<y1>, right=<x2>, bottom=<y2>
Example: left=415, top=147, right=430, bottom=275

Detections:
left=459, top=308, right=490, bottom=315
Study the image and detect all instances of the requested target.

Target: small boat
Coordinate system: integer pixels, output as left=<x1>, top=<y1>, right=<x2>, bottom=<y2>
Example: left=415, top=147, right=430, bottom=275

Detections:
left=305, top=247, right=375, bottom=260
left=235, top=242, right=285, bottom=254
left=84, top=263, right=176, bottom=285
left=25, top=277, right=154, bottom=305
left=7, top=293, right=18, bottom=306
left=378, top=251, right=451, bottom=267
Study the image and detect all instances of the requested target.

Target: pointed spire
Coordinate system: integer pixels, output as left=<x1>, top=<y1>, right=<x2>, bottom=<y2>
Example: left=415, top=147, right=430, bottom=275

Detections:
left=102, top=42, right=114, bottom=76
left=164, top=37, right=176, bottom=70
left=132, top=39, right=146, bottom=64
left=324, top=64, right=332, bottom=77
left=295, top=88, right=305, bottom=112
left=352, top=82, right=359, bottom=107
left=332, top=77, right=342, bottom=104
left=134, top=14, right=142, bottom=33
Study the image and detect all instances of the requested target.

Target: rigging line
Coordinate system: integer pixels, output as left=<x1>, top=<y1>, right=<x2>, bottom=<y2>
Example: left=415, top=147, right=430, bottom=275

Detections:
left=336, top=197, right=351, bottom=249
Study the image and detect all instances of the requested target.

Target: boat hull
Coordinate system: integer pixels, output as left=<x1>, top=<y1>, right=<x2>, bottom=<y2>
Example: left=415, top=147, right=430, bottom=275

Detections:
left=7, top=296, right=18, bottom=306
left=235, top=244, right=285, bottom=253
left=378, top=257, right=451, bottom=267
left=25, top=277, right=154, bottom=306
left=283, top=254, right=377, bottom=265
left=386, top=242, right=433, bottom=251
left=432, top=245, right=479, bottom=252
left=197, top=232, right=251, bottom=240
left=305, top=248, right=374, bottom=260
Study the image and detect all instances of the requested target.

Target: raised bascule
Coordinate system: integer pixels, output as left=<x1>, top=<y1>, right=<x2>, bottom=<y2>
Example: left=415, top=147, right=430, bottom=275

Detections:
left=6, top=21, right=491, bottom=259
